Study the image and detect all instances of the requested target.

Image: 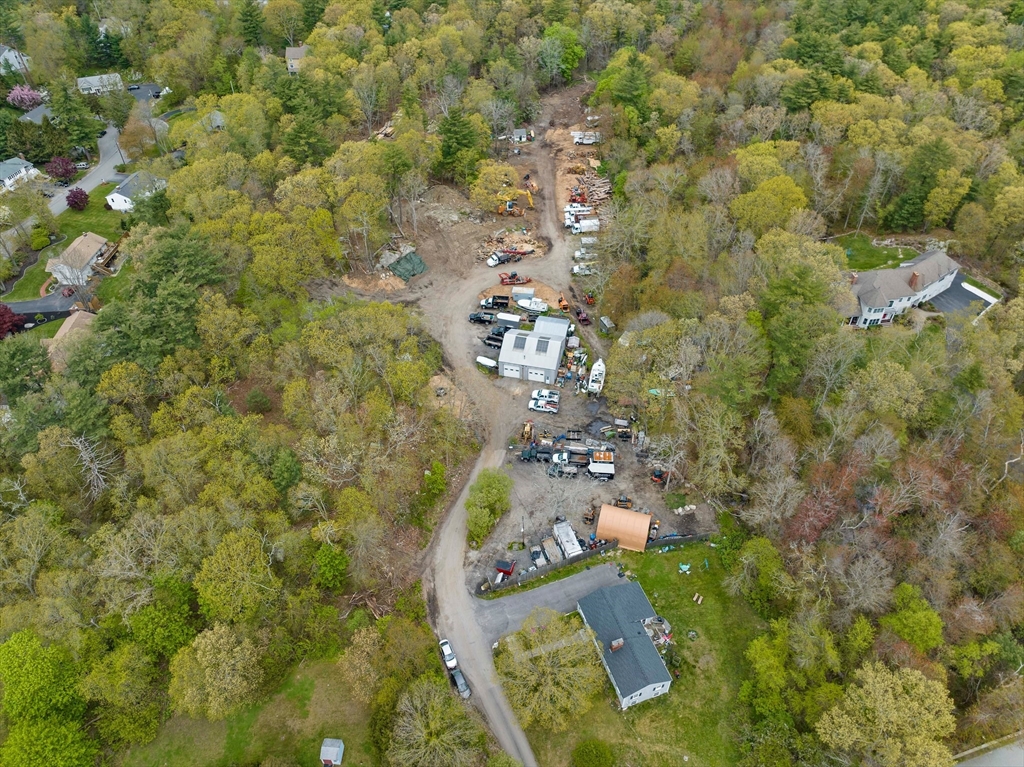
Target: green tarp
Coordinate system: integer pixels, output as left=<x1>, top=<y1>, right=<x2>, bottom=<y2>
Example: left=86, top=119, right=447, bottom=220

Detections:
left=388, top=252, right=427, bottom=282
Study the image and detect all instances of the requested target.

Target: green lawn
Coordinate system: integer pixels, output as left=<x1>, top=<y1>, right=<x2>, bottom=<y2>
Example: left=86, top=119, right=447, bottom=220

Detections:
left=121, top=660, right=371, bottom=767
left=2, top=257, right=51, bottom=301
left=20, top=317, right=64, bottom=340
left=527, top=546, right=765, bottom=767
left=963, top=274, right=1001, bottom=299
left=57, top=183, right=126, bottom=241
left=835, top=232, right=912, bottom=271
left=96, top=258, right=134, bottom=303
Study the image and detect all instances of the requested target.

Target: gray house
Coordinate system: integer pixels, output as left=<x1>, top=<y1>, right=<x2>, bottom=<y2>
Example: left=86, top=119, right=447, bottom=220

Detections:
left=578, top=582, right=672, bottom=710
left=19, top=104, right=53, bottom=125
left=105, top=171, right=166, bottom=212
left=848, top=251, right=960, bottom=327
left=497, top=315, right=569, bottom=384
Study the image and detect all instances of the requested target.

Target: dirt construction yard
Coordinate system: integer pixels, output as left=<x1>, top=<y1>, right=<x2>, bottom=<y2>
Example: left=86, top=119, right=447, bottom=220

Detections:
left=465, top=380, right=718, bottom=591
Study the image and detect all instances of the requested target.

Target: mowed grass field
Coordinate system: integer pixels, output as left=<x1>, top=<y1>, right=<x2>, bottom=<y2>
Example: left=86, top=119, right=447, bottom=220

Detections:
left=528, top=545, right=765, bottom=767
left=834, top=232, right=912, bottom=271
left=121, top=660, right=372, bottom=767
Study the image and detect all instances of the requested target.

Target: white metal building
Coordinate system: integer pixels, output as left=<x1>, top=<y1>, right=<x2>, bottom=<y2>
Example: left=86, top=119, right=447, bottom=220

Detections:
left=497, top=315, right=569, bottom=385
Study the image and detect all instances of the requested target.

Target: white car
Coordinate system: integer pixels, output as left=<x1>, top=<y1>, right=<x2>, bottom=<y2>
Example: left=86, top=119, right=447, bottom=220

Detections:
left=532, top=389, right=560, bottom=403
left=439, top=639, right=457, bottom=670
left=528, top=399, right=558, bottom=414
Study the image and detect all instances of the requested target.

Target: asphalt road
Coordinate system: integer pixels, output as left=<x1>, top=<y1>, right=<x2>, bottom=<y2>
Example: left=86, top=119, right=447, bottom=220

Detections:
left=958, top=740, right=1024, bottom=767
left=417, top=97, right=582, bottom=767
left=48, top=127, right=124, bottom=217
left=4, top=292, right=75, bottom=314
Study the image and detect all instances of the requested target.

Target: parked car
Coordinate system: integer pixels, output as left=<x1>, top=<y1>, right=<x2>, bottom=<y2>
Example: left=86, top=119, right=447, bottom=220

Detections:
left=74, top=162, right=89, bottom=170
left=127, top=84, right=140, bottom=91
left=439, top=639, right=457, bottom=670
left=532, top=389, right=560, bottom=403
left=528, top=399, right=558, bottom=414
left=41, top=191, right=54, bottom=198
left=573, top=263, right=597, bottom=276
left=468, top=312, right=495, bottom=324
left=450, top=668, right=471, bottom=699
left=97, top=129, right=107, bottom=137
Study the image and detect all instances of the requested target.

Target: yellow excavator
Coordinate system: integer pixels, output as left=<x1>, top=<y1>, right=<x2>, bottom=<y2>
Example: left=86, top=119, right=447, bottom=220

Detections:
left=498, top=189, right=534, bottom=216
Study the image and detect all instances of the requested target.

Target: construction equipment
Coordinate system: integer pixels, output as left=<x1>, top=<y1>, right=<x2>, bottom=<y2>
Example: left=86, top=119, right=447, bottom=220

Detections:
left=613, top=495, right=633, bottom=509
left=499, top=272, right=531, bottom=286
left=498, top=189, right=534, bottom=216
left=523, top=174, right=539, bottom=193
left=523, top=421, right=534, bottom=443
left=558, top=292, right=570, bottom=312
left=584, top=292, right=596, bottom=305
left=651, top=469, right=671, bottom=485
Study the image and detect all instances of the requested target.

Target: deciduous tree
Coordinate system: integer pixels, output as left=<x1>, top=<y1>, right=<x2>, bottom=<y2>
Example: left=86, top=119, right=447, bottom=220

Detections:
left=387, top=675, right=485, bottom=767
left=169, top=623, right=264, bottom=720
left=194, top=528, right=282, bottom=623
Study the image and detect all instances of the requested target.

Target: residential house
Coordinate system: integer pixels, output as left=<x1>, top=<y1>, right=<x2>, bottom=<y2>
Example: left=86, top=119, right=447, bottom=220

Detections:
left=198, top=110, right=226, bottom=132
left=848, top=251, right=960, bottom=327
left=77, top=73, right=124, bottom=95
left=0, top=45, right=29, bottom=73
left=19, top=104, right=53, bottom=125
left=577, top=582, right=673, bottom=710
left=286, top=44, right=310, bottom=74
left=0, top=157, right=38, bottom=191
left=45, top=232, right=109, bottom=286
left=105, top=171, right=167, bottom=212
left=43, top=310, right=96, bottom=372
left=497, top=315, right=570, bottom=384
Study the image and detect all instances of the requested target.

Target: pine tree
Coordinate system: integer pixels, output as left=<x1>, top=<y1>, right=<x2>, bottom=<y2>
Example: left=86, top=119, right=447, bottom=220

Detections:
left=240, top=0, right=264, bottom=47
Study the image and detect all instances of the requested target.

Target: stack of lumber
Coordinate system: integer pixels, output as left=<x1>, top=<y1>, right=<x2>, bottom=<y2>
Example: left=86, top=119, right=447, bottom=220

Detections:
left=574, top=171, right=611, bottom=205
left=475, top=231, right=544, bottom=261
left=375, top=120, right=395, bottom=139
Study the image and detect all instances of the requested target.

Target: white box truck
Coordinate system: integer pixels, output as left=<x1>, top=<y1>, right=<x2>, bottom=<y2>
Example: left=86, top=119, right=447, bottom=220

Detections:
left=572, top=219, right=600, bottom=235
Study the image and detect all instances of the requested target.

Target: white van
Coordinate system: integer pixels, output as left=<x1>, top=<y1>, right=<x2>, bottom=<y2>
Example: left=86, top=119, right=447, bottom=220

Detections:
left=587, top=462, right=615, bottom=481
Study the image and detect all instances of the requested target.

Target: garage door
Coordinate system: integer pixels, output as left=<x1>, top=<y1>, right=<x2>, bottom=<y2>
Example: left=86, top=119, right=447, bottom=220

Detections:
left=527, top=368, right=547, bottom=382
left=503, top=365, right=520, bottom=378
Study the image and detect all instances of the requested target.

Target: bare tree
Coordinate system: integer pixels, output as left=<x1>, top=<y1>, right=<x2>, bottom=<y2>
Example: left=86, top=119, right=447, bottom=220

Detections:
left=647, top=432, right=689, bottom=491
left=802, top=332, right=864, bottom=408
left=432, top=74, right=465, bottom=119
left=697, top=166, right=740, bottom=206
left=352, top=65, right=380, bottom=137
left=63, top=435, right=119, bottom=500
left=400, top=172, right=429, bottom=234
left=479, top=98, right=515, bottom=153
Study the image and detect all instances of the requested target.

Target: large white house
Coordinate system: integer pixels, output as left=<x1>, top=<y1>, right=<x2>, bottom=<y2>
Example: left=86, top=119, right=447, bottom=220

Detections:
left=46, top=232, right=109, bottom=286
left=578, top=582, right=673, bottom=710
left=0, top=156, right=38, bottom=191
left=77, top=73, right=124, bottom=94
left=105, top=171, right=166, bottom=212
left=497, top=315, right=570, bottom=384
left=848, top=251, right=960, bottom=327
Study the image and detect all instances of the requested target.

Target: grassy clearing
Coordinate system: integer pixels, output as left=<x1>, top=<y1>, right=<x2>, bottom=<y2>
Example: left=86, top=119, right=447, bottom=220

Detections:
left=962, top=274, right=1001, bottom=299
left=527, top=545, right=765, bottom=767
left=96, top=258, right=134, bottom=303
left=2, top=257, right=51, bottom=301
left=57, top=183, right=125, bottom=241
left=20, top=318, right=64, bottom=340
left=121, top=660, right=372, bottom=767
left=834, top=232, right=911, bottom=271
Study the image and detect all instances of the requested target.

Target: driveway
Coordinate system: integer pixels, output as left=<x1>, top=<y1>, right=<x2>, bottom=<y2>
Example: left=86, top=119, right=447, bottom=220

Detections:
left=929, top=273, right=999, bottom=316
left=474, top=563, right=622, bottom=645
left=958, top=740, right=1023, bottom=766
left=48, top=127, right=124, bottom=217
left=129, top=83, right=163, bottom=102
left=4, top=292, right=75, bottom=314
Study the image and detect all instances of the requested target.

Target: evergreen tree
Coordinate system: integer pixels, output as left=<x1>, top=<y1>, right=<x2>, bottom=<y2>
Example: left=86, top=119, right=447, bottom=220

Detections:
left=301, top=0, right=328, bottom=33
left=48, top=74, right=97, bottom=155
left=435, top=110, right=481, bottom=181
left=240, top=0, right=264, bottom=46
left=281, top=113, right=331, bottom=165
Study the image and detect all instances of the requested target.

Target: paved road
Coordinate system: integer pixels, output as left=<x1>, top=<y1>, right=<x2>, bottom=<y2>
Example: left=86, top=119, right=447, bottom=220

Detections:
left=48, top=127, right=124, bottom=217
left=959, top=740, right=1024, bottom=766
left=418, top=96, right=579, bottom=767
left=3, top=292, right=75, bottom=314
left=475, top=564, right=622, bottom=645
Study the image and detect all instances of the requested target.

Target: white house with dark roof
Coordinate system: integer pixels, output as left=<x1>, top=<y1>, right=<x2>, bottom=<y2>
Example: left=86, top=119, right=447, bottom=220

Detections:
left=77, top=73, right=124, bottom=95
left=105, top=171, right=166, bottom=212
left=848, top=251, right=960, bottom=327
left=0, top=157, right=38, bottom=191
left=497, top=315, right=570, bottom=384
left=578, top=582, right=673, bottom=710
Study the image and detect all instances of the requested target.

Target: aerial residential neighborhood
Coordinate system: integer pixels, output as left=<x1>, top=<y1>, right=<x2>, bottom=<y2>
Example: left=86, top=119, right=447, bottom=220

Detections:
left=0, top=0, right=1022, bottom=766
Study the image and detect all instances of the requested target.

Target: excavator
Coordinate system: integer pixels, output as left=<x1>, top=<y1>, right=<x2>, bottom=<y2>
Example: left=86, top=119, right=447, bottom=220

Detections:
left=498, top=189, right=534, bottom=216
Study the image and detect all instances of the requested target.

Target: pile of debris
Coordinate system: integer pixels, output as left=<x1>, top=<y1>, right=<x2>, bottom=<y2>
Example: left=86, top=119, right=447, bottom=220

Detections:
left=374, top=120, right=395, bottom=140
left=475, top=229, right=546, bottom=262
left=569, top=171, right=612, bottom=206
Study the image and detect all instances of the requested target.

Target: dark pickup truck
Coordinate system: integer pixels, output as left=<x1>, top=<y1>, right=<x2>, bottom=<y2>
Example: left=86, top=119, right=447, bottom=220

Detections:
left=480, top=295, right=511, bottom=310
left=520, top=446, right=553, bottom=462
left=469, top=312, right=496, bottom=324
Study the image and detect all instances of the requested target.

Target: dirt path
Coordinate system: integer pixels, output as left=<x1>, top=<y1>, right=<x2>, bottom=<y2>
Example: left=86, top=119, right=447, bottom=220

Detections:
left=414, top=97, right=576, bottom=767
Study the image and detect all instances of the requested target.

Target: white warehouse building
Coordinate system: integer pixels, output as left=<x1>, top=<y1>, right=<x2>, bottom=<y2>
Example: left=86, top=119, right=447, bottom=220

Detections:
left=497, top=315, right=569, bottom=384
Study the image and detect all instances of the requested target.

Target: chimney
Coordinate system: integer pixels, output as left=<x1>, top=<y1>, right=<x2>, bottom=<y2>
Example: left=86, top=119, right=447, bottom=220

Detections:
left=849, top=271, right=857, bottom=285
left=610, top=638, right=624, bottom=652
left=909, top=271, right=921, bottom=291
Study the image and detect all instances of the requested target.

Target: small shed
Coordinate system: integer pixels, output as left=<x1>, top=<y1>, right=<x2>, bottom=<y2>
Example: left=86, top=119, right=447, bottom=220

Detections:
left=599, top=316, right=616, bottom=333
left=595, top=505, right=651, bottom=552
left=320, top=738, right=344, bottom=766
left=512, top=128, right=528, bottom=143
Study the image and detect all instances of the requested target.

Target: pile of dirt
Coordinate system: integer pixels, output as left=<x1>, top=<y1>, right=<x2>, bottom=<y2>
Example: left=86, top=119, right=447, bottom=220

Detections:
left=422, top=185, right=480, bottom=227
left=479, top=279, right=562, bottom=308
left=342, top=271, right=407, bottom=293
left=474, top=229, right=548, bottom=262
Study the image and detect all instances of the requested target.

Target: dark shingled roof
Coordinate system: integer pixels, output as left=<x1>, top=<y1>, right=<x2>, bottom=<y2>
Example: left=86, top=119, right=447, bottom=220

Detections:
left=578, top=582, right=671, bottom=699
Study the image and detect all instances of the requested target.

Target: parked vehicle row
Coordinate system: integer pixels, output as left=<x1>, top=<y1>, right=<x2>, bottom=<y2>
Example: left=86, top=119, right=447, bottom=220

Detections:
left=438, top=639, right=471, bottom=699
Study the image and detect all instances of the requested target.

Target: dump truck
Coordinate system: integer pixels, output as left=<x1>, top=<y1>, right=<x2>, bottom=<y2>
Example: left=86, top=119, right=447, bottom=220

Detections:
left=480, top=295, right=510, bottom=309
left=552, top=451, right=590, bottom=467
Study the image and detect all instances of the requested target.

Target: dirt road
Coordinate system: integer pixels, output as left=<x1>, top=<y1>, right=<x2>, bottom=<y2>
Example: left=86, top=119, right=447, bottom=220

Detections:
left=417, top=104, right=577, bottom=766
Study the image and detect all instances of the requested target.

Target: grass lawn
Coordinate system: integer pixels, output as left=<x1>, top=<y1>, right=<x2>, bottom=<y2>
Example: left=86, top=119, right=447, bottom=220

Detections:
left=96, top=258, right=134, bottom=303
left=835, top=232, right=912, bottom=271
left=963, top=274, right=1001, bottom=299
left=57, top=183, right=126, bottom=242
left=527, top=545, right=765, bottom=767
left=2, top=257, right=51, bottom=301
left=121, top=660, right=371, bottom=767
left=20, top=317, right=64, bottom=340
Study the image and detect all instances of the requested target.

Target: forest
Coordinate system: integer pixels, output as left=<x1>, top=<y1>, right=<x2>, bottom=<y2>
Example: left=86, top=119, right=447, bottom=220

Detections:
left=0, top=0, right=1023, bottom=763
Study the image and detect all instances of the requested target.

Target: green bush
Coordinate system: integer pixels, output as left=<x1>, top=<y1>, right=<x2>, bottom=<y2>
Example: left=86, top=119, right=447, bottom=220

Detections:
left=465, top=468, right=513, bottom=544
left=571, top=739, right=614, bottom=767
left=245, top=388, right=272, bottom=413
left=30, top=228, right=50, bottom=251
left=314, top=544, right=348, bottom=591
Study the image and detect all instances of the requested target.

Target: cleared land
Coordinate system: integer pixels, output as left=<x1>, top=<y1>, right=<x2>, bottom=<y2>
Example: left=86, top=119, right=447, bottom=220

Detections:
left=834, top=232, right=912, bottom=271
left=526, top=545, right=764, bottom=767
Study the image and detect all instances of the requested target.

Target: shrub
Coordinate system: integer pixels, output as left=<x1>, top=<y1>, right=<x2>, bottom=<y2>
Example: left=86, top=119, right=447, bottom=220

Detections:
left=6, top=84, right=42, bottom=110
left=44, top=156, right=75, bottom=182
left=30, top=228, right=50, bottom=251
left=571, top=740, right=614, bottom=767
left=465, top=468, right=513, bottom=544
left=245, top=388, right=272, bottom=413
left=66, top=188, right=89, bottom=211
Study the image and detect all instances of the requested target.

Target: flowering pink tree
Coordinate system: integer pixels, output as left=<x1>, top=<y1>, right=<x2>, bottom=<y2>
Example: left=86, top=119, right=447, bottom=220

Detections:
left=66, top=188, right=89, bottom=211
left=44, top=157, right=76, bottom=183
left=6, top=85, right=42, bottom=110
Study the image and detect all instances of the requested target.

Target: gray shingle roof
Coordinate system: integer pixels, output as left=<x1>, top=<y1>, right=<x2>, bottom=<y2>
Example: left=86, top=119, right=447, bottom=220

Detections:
left=850, top=250, right=960, bottom=308
left=111, top=170, right=164, bottom=201
left=578, top=582, right=671, bottom=699
left=0, top=156, right=32, bottom=178
left=19, top=104, right=52, bottom=124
